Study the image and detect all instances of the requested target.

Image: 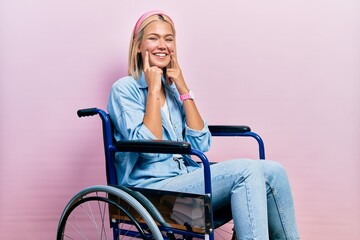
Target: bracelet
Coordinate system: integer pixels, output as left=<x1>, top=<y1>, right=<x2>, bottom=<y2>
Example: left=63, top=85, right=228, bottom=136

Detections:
left=179, top=90, right=195, bottom=101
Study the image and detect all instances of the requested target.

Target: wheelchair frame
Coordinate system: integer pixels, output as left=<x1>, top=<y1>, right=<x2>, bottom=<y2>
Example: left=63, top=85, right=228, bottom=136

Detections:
left=57, top=107, right=265, bottom=240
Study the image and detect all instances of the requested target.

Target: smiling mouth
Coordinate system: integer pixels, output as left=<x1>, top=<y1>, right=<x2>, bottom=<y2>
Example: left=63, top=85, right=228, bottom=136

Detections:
left=153, top=53, right=168, bottom=57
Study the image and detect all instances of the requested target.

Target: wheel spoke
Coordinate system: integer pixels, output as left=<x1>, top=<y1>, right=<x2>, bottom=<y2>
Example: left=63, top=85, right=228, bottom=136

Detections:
left=57, top=186, right=163, bottom=240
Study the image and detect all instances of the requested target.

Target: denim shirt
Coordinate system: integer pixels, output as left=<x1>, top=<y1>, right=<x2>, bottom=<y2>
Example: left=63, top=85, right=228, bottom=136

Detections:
left=107, top=72, right=212, bottom=187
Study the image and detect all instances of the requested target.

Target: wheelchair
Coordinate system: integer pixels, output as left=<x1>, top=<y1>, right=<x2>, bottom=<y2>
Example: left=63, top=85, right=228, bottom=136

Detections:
left=57, top=108, right=265, bottom=240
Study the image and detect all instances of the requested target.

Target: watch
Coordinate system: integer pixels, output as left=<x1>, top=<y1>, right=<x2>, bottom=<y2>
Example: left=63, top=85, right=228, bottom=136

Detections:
left=179, top=90, right=195, bottom=101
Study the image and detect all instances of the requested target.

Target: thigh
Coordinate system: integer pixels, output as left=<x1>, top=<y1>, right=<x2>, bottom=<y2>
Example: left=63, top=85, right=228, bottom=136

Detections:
left=147, top=158, right=262, bottom=208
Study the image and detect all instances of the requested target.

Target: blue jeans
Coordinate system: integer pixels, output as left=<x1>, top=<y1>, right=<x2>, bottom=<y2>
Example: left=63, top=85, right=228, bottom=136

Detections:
left=146, top=159, right=300, bottom=240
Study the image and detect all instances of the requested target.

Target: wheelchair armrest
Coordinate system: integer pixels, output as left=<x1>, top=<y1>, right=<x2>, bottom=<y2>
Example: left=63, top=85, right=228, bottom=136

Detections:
left=209, top=125, right=251, bottom=136
left=209, top=125, right=265, bottom=159
left=114, top=140, right=192, bottom=154
left=77, top=108, right=99, bottom=117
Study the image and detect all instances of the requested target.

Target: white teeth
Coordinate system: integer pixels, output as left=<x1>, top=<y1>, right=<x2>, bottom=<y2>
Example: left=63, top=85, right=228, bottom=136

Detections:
left=155, top=53, right=166, bottom=57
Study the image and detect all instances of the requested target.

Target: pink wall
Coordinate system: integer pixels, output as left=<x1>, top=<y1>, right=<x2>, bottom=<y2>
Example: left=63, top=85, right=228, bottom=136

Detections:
left=1, top=1, right=359, bottom=239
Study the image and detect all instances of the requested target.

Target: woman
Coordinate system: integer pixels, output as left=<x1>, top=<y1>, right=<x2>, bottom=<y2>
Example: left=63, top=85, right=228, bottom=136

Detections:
left=108, top=10, right=300, bottom=239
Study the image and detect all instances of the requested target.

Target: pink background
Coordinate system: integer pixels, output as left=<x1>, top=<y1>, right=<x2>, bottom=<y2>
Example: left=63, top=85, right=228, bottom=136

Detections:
left=1, top=0, right=359, bottom=239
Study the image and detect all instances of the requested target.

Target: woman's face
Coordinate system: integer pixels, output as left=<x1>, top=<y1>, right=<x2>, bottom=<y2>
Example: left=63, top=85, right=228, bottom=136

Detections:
left=138, top=20, right=175, bottom=69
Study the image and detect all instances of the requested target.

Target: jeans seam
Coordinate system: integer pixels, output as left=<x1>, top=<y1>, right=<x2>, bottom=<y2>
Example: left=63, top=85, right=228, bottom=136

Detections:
left=244, top=177, right=257, bottom=239
left=266, top=181, right=289, bottom=239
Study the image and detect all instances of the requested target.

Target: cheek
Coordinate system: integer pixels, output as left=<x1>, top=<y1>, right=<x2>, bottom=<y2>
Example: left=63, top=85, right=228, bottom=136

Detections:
left=141, top=41, right=157, bottom=52
left=166, top=43, right=175, bottom=52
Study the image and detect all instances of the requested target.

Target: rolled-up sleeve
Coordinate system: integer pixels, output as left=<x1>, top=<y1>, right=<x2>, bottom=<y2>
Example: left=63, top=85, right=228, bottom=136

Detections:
left=108, top=77, right=156, bottom=140
left=184, top=121, right=212, bottom=152
left=108, top=78, right=165, bottom=160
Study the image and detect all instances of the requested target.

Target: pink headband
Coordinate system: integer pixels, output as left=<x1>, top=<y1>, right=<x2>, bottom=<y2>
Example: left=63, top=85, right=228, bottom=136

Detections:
left=133, top=10, right=174, bottom=39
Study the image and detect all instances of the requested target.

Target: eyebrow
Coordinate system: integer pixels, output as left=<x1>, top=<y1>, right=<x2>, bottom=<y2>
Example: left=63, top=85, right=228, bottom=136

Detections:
left=147, top=33, right=174, bottom=37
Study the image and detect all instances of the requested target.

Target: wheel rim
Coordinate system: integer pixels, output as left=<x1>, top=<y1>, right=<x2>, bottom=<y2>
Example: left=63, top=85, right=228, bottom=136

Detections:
left=57, top=192, right=150, bottom=240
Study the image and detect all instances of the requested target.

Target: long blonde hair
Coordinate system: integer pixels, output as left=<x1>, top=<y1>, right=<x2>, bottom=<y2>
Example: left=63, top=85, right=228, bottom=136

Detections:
left=128, top=12, right=176, bottom=79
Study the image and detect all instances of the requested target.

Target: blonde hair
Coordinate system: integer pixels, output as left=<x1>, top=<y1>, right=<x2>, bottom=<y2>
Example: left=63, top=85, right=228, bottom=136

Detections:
left=128, top=13, right=176, bottom=79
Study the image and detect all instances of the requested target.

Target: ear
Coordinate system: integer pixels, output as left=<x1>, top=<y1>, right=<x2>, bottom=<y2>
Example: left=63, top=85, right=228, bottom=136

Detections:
left=136, top=41, right=142, bottom=53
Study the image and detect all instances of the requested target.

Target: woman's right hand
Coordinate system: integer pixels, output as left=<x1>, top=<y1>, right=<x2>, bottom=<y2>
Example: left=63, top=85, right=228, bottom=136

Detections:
left=142, top=51, right=163, bottom=139
left=143, top=51, right=163, bottom=93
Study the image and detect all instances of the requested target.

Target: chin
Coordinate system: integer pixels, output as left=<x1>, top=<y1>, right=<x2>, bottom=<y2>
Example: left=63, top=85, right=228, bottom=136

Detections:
left=152, top=61, right=170, bottom=69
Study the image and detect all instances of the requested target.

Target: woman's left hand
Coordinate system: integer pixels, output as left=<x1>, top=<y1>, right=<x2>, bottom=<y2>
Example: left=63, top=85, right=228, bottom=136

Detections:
left=166, top=52, right=189, bottom=95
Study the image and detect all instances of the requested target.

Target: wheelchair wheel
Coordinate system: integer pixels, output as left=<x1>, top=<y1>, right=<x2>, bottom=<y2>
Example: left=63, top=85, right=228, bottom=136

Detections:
left=57, top=185, right=163, bottom=240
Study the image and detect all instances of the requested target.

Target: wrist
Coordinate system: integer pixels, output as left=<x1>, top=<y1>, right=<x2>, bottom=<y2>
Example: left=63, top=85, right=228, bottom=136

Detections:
left=177, top=85, right=189, bottom=95
left=148, top=87, right=161, bottom=95
left=179, top=90, right=195, bottom=101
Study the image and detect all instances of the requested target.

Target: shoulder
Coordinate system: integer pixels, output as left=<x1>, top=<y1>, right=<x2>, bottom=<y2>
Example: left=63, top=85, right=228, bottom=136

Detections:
left=111, top=76, right=137, bottom=91
left=110, top=76, right=138, bottom=98
left=111, top=73, right=147, bottom=93
left=109, top=74, right=148, bottom=107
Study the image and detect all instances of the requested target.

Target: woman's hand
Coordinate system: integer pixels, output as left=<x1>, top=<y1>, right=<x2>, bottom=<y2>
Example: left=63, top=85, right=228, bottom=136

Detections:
left=166, top=52, right=204, bottom=130
left=166, top=52, right=189, bottom=95
left=143, top=51, right=163, bottom=93
left=142, top=51, right=164, bottom=139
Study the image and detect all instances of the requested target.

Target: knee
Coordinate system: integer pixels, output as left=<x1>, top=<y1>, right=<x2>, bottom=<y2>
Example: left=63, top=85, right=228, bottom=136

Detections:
left=223, top=159, right=266, bottom=192
left=214, top=159, right=264, bottom=179
left=261, top=160, right=289, bottom=184
left=265, top=160, right=285, bottom=171
left=231, top=159, right=265, bottom=180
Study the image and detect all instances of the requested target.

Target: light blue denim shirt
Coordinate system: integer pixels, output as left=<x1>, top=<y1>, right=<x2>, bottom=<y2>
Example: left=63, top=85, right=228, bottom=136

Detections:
left=107, top=72, right=211, bottom=187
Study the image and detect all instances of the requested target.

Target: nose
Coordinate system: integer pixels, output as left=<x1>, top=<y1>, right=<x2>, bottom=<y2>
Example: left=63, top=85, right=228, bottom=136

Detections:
left=157, top=38, right=166, bottom=50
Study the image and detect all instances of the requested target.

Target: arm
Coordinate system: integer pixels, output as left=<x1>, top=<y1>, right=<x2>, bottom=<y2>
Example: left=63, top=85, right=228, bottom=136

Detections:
left=142, top=51, right=164, bottom=139
left=107, top=76, right=159, bottom=142
left=166, top=52, right=204, bottom=130
left=143, top=90, right=162, bottom=139
left=182, top=94, right=204, bottom=130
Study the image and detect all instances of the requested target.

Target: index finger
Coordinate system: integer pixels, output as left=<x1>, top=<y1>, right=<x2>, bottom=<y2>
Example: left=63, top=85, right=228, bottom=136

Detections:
left=143, top=51, right=150, bottom=70
left=170, top=52, right=179, bottom=69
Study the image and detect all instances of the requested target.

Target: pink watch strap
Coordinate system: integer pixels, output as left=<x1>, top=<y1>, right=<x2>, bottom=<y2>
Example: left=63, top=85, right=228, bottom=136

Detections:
left=179, top=90, right=193, bottom=101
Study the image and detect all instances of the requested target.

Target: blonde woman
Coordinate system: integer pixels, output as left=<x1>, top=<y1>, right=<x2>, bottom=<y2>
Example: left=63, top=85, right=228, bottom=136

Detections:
left=108, top=10, right=300, bottom=239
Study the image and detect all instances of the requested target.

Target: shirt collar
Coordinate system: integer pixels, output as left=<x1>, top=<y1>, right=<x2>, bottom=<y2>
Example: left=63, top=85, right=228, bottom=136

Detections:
left=137, top=72, right=148, bottom=89
left=137, top=71, right=177, bottom=91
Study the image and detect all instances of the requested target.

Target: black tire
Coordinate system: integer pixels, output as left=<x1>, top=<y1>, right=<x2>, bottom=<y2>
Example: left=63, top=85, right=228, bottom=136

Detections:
left=57, top=185, right=163, bottom=240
